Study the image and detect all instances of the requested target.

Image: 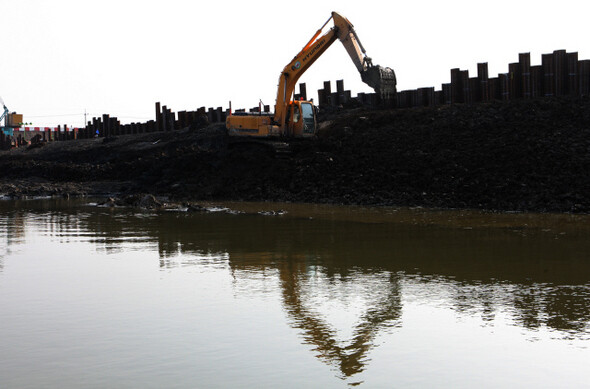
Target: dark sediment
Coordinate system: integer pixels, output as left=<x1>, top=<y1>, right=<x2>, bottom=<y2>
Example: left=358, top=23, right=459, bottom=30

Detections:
left=1, top=97, right=590, bottom=213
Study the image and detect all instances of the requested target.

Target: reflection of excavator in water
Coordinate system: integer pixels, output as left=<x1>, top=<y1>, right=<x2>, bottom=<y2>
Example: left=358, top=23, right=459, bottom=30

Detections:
left=277, top=259, right=402, bottom=380
left=226, top=11, right=396, bottom=138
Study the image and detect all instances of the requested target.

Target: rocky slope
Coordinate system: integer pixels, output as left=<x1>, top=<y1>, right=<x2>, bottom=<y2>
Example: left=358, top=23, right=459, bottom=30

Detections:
left=1, top=97, right=590, bottom=213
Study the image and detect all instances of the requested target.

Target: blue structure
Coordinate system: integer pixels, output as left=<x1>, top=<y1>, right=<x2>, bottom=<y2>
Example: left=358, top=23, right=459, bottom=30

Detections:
left=0, top=105, right=13, bottom=136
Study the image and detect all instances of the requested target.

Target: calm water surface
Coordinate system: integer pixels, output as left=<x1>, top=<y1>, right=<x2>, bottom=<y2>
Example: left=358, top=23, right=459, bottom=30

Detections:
left=1, top=199, right=589, bottom=388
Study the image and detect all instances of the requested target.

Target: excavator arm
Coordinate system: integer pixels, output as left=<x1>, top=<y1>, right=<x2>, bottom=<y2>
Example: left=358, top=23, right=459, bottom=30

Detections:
left=331, top=12, right=397, bottom=99
left=274, top=11, right=397, bottom=129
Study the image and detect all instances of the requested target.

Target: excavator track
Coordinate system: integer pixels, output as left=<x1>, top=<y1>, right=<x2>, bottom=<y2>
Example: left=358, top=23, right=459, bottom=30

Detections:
left=227, top=138, right=293, bottom=158
left=269, top=141, right=292, bottom=158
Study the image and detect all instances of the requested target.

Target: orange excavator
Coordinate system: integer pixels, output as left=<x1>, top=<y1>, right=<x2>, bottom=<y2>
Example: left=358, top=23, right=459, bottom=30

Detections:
left=226, top=11, right=396, bottom=138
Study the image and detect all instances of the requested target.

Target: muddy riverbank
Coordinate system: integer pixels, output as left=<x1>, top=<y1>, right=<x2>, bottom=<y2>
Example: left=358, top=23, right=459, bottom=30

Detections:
left=1, top=97, right=590, bottom=213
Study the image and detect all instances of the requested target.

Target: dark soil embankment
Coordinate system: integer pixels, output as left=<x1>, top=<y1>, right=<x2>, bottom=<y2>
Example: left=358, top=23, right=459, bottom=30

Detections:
left=1, top=97, right=590, bottom=213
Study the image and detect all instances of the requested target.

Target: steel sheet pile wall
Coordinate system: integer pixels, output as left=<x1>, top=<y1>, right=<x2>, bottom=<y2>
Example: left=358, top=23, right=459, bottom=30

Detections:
left=0, top=132, right=11, bottom=150
left=3, top=49, right=590, bottom=151
left=76, top=104, right=229, bottom=139
left=318, top=49, right=590, bottom=110
left=1, top=125, right=78, bottom=151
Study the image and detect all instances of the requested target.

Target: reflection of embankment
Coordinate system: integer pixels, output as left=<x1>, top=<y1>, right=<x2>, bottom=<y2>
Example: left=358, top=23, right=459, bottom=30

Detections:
left=68, top=206, right=590, bottom=338
left=6, top=202, right=590, bottom=341
left=0, top=205, right=27, bottom=268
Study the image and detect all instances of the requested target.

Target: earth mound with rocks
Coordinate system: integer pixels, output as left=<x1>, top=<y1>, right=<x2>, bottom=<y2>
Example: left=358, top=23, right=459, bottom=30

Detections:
left=1, top=97, right=590, bottom=213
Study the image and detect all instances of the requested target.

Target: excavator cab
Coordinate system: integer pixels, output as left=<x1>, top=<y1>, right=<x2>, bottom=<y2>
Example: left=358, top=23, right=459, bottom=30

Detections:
left=287, top=100, right=316, bottom=137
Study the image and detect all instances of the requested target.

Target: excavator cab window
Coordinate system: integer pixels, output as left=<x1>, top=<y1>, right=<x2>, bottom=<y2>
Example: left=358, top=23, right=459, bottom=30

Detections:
left=300, top=102, right=315, bottom=134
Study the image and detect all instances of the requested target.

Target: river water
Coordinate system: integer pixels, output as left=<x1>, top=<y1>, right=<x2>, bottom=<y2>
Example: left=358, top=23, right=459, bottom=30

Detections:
left=0, top=198, right=589, bottom=388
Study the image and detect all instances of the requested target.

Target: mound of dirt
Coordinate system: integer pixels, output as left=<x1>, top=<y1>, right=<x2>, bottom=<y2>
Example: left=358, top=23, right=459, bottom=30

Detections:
left=2, top=97, right=590, bottom=213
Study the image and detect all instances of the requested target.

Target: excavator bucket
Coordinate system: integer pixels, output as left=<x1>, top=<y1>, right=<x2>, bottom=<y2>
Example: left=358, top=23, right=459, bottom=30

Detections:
left=361, top=65, right=397, bottom=100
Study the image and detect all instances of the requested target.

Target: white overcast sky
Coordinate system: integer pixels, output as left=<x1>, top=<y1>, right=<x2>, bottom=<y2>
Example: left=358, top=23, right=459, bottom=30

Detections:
left=2, top=0, right=588, bottom=127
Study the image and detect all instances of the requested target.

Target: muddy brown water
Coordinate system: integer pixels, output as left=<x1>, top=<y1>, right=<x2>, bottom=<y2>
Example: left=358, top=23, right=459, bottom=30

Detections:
left=1, top=198, right=589, bottom=388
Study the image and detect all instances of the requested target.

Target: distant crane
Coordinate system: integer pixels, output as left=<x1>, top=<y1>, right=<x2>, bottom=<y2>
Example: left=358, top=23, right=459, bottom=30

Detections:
left=0, top=104, right=9, bottom=125
left=0, top=96, right=24, bottom=137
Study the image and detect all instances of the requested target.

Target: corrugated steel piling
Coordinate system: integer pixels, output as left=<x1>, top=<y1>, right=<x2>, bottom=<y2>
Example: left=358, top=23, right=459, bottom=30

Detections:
left=567, top=52, right=579, bottom=96
left=554, top=49, right=567, bottom=96
left=397, top=91, right=411, bottom=108
left=101, top=114, right=109, bottom=138
left=336, top=80, right=344, bottom=94
left=110, top=117, right=119, bottom=136
left=542, top=53, right=555, bottom=97
left=441, top=84, right=451, bottom=105
left=162, top=105, right=168, bottom=131
left=207, top=108, right=216, bottom=122
left=317, top=83, right=328, bottom=107
left=323, top=81, right=332, bottom=96
left=469, top=77, right=479, bottom=104
left=450, top=68, right=462, bottom=103
left=461, top=71, right=471, bottom=105
left=216, top=107, right=225, bottom=122
left=477, top=63, right=489, bottom=102
left=418, top=87, right=436, bottom=107
left=499, top=74, right=510, bottom=101
left=579, top=60, right=590, bottom=96
left=299, top=83, right=307, bottom=101
left=519, top=53, right=531, bottom=99
left=509, top=63, right=521, bottom=99
left=531, top=65, right=543, bottom=97
left=324, top=81, right=333, bottom=105
left=168, top=109, right=175, bottom=131
left=155, top=102, right=162, bottom=131
left=178, top=111, right=187, bottom=129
